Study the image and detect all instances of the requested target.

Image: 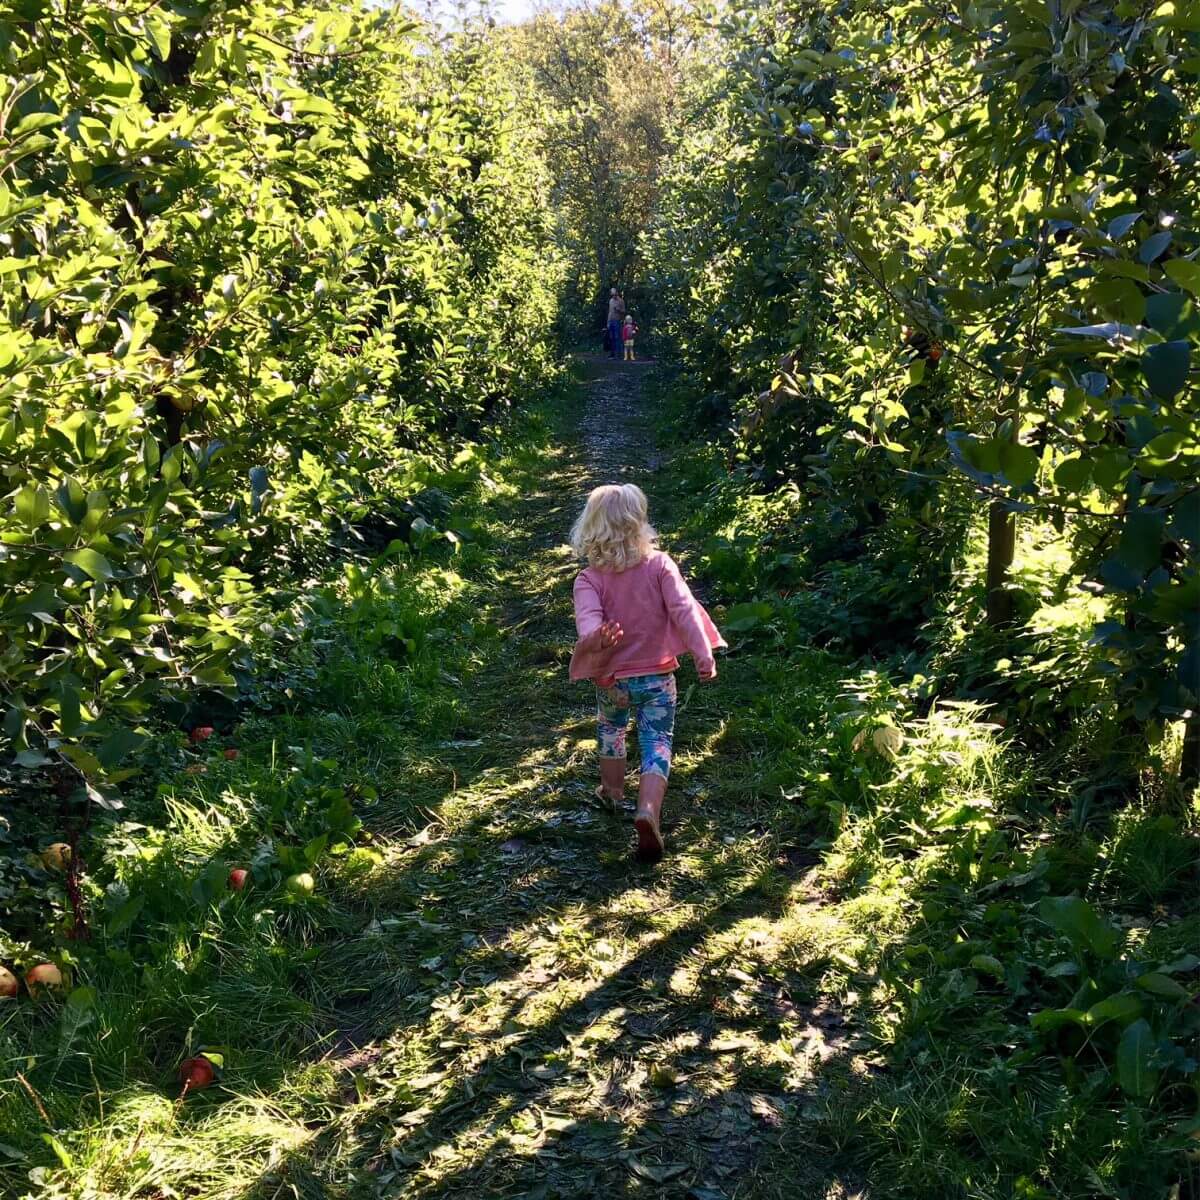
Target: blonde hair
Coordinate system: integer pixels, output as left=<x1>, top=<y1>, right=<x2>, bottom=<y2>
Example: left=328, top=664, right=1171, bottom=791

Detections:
left=570, top=484, right=657, bottom=571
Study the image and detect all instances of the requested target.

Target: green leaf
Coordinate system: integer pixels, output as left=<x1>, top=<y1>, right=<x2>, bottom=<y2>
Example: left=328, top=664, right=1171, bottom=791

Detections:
left=1136, top=972, right=1189, bottom=1000
left=40, top=1135, right=73, bottom=1171
left=724, top=600, right=774, bottom=633
left=1170, top=492, right=1200, bottom=544
left=14, top=483, right=50, bottom=526
left=98, top=727, right=146, bottom=768
left=1106, top=212, right=1141, bottom=240
left=65, top=548, right=115, bottom=581
left=1030, top=1007, right=1087, bottom=1032
left=1054, top=457, right=1090, bottom=490
left=55, top=476, right=87, bottom=524
left=105, top=893, right=145, bottom=937
left=1141, top=431, right=1186, bottom=462
left=1038, top=896, right=1118, bottom=958
left=57, top=684, right=81, bottom=735
left=66, top=985, right=96, bottom=1012
left=1084, top=992, right=1142, bottom=1026
left=145, top=13, right=171, bottom=61
left=1142, top=340, right=1190, bottom=399
left=969, top=954, right=1004, bottom=980
left=1138, top=231, right=1171, bottom=264
left=1115, top=507, right=1165, bottom=575
left=1144, top=293, right=1190, bottom=336
left=1116, top=1019, right=1159, bottom=1097
left=1093, top=450, right=1131, bottom=493
left=13, top=112, right=61, bottom=138
left=1164, top=259, right=1200, bottom=295
left=998, top=441, right=1039, bottom=488
left=83, top=490, right=109, bottom=531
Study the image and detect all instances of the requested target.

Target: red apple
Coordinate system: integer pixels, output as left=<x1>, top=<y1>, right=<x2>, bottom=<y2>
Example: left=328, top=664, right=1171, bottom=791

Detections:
left=189, top=726, right=215, bottom=744
left=228, top=868, right=249, bottom=891
left=179, top=1056, right=216, bottom=1092
left=928, top=344, right=943, bottom=362
left=25, top=963, right=64, bottom=996
left=223, top=748, right=239, bottom=761
left=0, top=966, right=18, bottom=998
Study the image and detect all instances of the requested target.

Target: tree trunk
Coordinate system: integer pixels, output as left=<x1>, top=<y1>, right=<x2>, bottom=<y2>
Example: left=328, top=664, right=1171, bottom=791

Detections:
left=987, top=382, right=1021, bottom=627
left=985, top=499, right=1016, bottom=626
left=1181, top=718, right=1200, bottom=789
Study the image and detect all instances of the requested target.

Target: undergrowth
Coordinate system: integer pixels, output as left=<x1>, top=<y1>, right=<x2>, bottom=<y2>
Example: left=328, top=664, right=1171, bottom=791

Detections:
left=0, top=415, right=539, bottom=1196
left=652, top=375, right=1200, bottom=1199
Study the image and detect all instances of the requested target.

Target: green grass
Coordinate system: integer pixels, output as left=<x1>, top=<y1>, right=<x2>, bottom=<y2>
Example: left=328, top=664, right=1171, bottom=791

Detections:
left=2, top=364, right=1197, bottom=1200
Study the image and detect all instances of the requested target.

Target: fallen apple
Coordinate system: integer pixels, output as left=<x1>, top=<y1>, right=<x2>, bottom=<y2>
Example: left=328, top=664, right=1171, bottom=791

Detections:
left=41, top=842, right=72, bottom=871
left=179, top=1055, right=216, bottom=1092
left=25, top=963, right=64, bottom=996
left=228, top=868, right=249, bottom=891
left=0, top=966, right=18, bottom=998
left=283, top=872, right=315, bottom=898
left=189, top=726, right=215, bottom=744
left=223, top=748, right=239, bottom=761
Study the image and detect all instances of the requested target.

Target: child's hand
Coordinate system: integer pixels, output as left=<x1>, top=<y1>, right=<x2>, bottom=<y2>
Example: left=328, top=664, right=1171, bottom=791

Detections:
left=582, top=621, right=624, bottom=657
left=698, top=660, right=717, bottom=683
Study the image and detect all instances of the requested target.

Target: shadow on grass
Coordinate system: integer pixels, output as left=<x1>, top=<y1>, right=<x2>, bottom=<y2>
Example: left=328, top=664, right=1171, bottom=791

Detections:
left=2, top=356, right=875, bottom=1200
left=230, top=858, right=871, bottom=1200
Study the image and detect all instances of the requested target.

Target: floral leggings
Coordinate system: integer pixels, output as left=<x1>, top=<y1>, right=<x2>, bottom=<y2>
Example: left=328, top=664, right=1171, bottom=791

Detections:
left=596, top=673, right=677, bottom=780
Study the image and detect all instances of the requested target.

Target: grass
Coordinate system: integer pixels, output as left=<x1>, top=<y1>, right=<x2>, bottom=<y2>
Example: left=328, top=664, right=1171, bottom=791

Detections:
left=2, top=361, right=1197, bottom=1200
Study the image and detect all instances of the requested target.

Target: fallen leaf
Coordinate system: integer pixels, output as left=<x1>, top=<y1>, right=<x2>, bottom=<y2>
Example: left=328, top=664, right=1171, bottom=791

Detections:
left=649, top=1063, right=679, bottom=1088
left=408, top=1072, right=447, bottom=1091
left=710, top=1036, right=755, bottom=1053
left=625, top=1156, right=689, bottom=1184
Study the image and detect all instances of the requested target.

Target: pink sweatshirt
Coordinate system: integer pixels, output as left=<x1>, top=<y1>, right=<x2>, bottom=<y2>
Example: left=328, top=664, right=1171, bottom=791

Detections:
left=570, top=550, right=726, bottom=683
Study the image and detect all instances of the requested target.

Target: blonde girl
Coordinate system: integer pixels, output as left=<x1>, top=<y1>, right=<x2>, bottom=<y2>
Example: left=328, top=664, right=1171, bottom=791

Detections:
left=568, top=484, right=725, bottom=862
left=621, top=314, right=638, bottom=361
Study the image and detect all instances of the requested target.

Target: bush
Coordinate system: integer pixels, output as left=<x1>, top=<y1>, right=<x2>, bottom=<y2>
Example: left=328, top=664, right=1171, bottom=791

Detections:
left=0, top=2, right=564, bottom=801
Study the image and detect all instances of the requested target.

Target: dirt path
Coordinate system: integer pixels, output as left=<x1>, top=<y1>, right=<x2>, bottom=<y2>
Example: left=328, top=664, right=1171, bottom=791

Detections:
left=271, top=359, right=864, bottom=1199
left=576, top=354, right=661, bottom=478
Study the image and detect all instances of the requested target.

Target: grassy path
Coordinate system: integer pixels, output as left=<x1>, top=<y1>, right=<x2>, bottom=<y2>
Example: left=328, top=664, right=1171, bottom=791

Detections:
left=10, top=352, right=1193, bottom=1200
left=252, top=358, right=866, bottom=1199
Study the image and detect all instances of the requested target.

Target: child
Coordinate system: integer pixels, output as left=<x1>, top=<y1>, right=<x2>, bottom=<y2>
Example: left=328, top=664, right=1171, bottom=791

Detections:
left=568, top=484, right=725, bottom=863
left=622, top=314, right=638, bottom=361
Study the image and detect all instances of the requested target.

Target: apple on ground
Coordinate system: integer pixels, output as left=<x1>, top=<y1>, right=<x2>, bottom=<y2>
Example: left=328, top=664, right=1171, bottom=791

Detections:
left=41, top=842, right=72, bottom=871
left=179, top=1056, right=216, bottom=1092
left=228, top=868, right=249, bottom=891
left=25, top=963, right=64, bottom=996
left=0, top=966, right=18, bottom=998
left=284, top=872, right=315, bottom=898
left=189, top=726, right=215, bottom=744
